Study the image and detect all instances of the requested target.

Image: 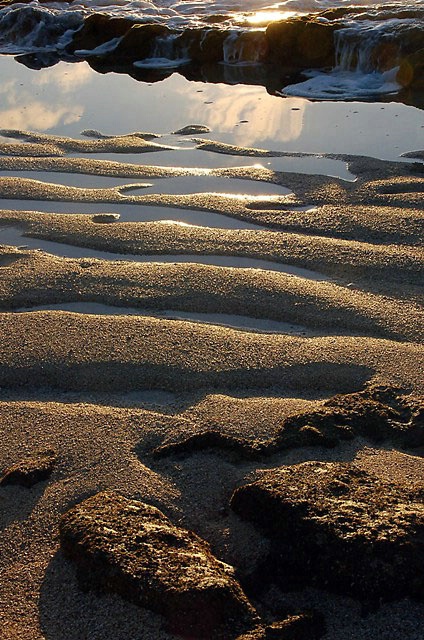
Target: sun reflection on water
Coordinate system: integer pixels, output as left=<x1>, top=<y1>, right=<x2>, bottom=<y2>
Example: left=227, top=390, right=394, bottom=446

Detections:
left=245, top=9, right=297, bottom=24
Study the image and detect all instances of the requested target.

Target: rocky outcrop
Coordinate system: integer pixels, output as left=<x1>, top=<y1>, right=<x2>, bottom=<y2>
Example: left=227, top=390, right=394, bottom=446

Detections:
left=1, top=1, right=424, bottom=100
left=0, top=448, right=56, bottom=488
left=60, top=491, right=257, bottom=638
left=67, top=16, right=335, bottom=70
left=67, top=14, right=133, bottom=53
left=231, top=460, right=424, bottom=602
left=266, top=18, right=337, bottom=69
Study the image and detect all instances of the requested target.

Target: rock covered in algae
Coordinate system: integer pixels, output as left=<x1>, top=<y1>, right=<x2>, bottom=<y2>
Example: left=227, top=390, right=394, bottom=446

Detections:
left=231, top=460, right=424, bottom=602
left=60, top=491, right=257, bottom=638
left=0, top=448, right=57, bottom=488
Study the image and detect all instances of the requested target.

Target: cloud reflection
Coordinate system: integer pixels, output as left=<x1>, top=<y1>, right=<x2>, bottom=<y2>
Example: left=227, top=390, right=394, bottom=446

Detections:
left=33, top=63, right=92, bottom=93
left=0, top=58, right=89, bottom=132
left=180, top=84, right=306, bottom=147
left=0, top=102, right=81, bottom=130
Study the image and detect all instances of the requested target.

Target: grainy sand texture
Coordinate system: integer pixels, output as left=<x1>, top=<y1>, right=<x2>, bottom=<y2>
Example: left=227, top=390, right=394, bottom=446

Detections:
left=0, top=127, right=423, bottom=640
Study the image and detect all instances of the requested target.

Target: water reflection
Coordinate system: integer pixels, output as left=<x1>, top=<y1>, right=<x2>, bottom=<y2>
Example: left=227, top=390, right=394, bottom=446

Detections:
left=0, top=54, right=422, bottom=161
left=172, top=84, right=306, bottom=147
left=0, top=58, right=86, bottom=130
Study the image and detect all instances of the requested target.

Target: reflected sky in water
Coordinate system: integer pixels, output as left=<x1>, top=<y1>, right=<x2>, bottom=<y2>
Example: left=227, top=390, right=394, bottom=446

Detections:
left=0, top=55, right=423, bottom=161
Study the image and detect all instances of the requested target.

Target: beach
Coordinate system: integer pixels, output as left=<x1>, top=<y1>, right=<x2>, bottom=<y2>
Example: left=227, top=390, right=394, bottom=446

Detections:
left=0, top=2, right=423, bottom=638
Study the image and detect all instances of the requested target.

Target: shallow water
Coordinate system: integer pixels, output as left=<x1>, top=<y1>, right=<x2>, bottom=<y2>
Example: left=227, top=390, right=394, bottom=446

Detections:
left=0, top=53, right=422, bottom=242
left=14, top=302, right=315, bottom=335
left=0, top=56, right=422, bottom=162
left=0, top=226, right=333, bottom=281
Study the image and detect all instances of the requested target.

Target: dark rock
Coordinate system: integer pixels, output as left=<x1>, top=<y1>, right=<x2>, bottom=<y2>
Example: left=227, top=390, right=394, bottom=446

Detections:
left=91, top=213, right=120, bottom=223
left=0, top=448, right=56, bottom=488
left=403, top=406, right=424, bottom=448
left=266, top=18, right=336, bottom=69
left=183, top=28, right=230, bottom=64
left=68, top=14, right=133, bottom=53
left=172, top=125, right=211, bottom=135
left=223, top=31, right=269, bottom=64
left=231, top=460, right=424, bottom=602
left=113, top=24, right=171, bottom=62
left=60, top=491, right=257, bottom=638
left=274, top=385, right=424, bottom=452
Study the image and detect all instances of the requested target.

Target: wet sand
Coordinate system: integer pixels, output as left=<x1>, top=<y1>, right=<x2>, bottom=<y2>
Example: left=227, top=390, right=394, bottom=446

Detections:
left=0, top=125, right=423, bottom=639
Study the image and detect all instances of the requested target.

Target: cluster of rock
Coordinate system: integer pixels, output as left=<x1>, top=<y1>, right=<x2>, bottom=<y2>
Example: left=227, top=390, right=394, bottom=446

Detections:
left=1, top=2, right=422, bottom=93
left=55, top=457, right=423, bottom=638
left=1, top=452, right=423, bottom=636
left=2, top=2, right=400, bottom=88
left=61, top=9, right=424, bottom=90
left=59, top=491, right=331, bottom=639
left=2, top=386, right=423, bottom=637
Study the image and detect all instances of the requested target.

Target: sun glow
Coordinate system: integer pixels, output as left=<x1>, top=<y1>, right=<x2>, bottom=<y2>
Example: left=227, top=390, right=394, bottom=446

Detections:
left=246, top=10, right=296, bottom=25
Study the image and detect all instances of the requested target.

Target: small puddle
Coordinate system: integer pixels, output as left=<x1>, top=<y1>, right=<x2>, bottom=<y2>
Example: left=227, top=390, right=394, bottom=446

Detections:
left=0, top=201, right=265, bottom=229
left=0, top=226, right=333, bottom=282
left=14, top=302, right=316, bottom=335
left=86, top=148, right=357, bottom=181
left=0, top=170, right=288, bottom=196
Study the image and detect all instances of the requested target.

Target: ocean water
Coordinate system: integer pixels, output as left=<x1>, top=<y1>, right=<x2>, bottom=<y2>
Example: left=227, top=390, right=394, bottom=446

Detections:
left=0, top=0, right=422, bottom=102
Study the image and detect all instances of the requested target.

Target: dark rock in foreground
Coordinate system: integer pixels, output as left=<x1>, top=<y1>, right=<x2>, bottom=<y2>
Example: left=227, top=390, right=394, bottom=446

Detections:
left=0, top=448, right=56, bottom=488
left=60, top=491, right=257, bottom=639
left=231, top=460, right=424, bottom=602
